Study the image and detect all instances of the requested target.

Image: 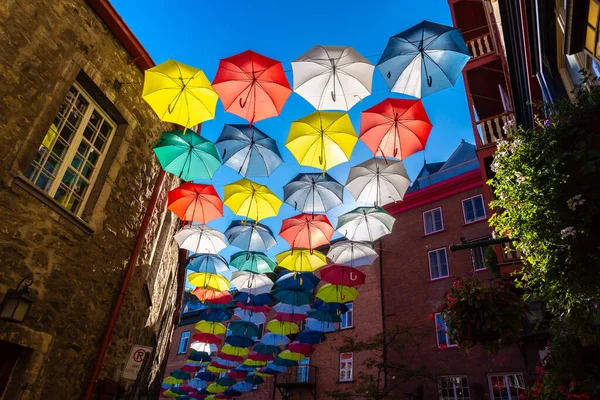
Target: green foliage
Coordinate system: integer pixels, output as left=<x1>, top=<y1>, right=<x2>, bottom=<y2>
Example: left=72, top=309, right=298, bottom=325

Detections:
left=484, top=246, right=500, bottom=277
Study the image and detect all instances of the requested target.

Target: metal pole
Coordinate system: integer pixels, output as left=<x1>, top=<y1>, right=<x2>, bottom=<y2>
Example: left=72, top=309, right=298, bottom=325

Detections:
left=449, top=236, right=513, bottom=252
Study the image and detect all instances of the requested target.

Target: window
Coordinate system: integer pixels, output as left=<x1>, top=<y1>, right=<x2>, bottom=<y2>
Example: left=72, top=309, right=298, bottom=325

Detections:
left=339, top=352, right=353, bottom=382
left=489, top=374, right=526, bottom=400
left=297, top=357, right=310, bottom=383
left=423, top=208, right=444, bottom=234
left=462, top=195, right=486, bottom=223
left=428, top=248, right=449, bottom=280
left=340, top=303, right=353, bottom=330
left=439, top=376, right=470, bottom=400
left=177, top=331, right=190, bottom=354
left=435, top=313, right=456, bottom=348
left=586, top=0, right=599, bottom=58
left=471, top=246, right=489, bottom=271
left=25, top=83, right=116, bottom=216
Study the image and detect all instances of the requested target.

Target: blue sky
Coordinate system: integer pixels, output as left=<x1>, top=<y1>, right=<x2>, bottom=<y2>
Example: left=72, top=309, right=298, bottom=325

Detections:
left=113, top=0, right=475, bottom=267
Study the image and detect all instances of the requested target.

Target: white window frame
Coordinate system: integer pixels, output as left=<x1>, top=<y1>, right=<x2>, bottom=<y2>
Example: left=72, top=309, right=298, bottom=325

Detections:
left=438, top=375, right=471, bottom=400
left=428, top=248, right=449, bottom=280
left=471, top=245, right=488, bottom=271
left=423, top=207, right=444, bottom=235
left=488, top=373, right=526, bottom=400
left=339, top=303, right=353, bottom=330
left=461, top=195, right=486, bottom=224
left=339, top=352, right=353, bottom=382
left=297, top=357, right=310, bottom=383
left=435, top=313, right=457, bottom=348
left=177, top=331, right=190, bottom=354
left=26, top=82, right=116, bottom=216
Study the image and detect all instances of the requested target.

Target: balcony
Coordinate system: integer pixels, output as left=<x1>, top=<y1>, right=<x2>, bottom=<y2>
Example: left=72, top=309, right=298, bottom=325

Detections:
left=275, top=365, right=318, bottom=400
left=467, top=33, right=495, bottom=59
left=476, top=111, right=515, bottom=146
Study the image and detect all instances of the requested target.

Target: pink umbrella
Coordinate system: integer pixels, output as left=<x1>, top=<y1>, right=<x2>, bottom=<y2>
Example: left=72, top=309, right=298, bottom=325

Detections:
left=274, top=313, right=307, bottom=323
left=318, top=264, right=366, bottom=287
left=287, top=341, right=314, bottom=356
left=248, top=351, right=275, bottom=362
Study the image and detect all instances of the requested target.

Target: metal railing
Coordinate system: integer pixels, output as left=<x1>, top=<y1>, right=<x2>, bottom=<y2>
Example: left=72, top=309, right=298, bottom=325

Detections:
left=275, top=365, right=317, bottom=386
left=476, top=111, right=515, bottom=145
left=466, top=33, right=495, bottom=59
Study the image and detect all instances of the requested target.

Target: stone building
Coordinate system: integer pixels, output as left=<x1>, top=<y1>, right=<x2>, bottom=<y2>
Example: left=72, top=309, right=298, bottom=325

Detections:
left=0, top=1, right=183, bottom=399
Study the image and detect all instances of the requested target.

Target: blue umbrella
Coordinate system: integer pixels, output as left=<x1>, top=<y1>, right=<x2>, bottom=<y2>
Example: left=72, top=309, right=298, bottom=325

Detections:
left=377, top=20, right=470, bottom=98
left=272, top=357, right=298, bottom=367
left=225, top=220, right=277, bottom=252
left=225, top=335, right=255, bottom=348
left=196, top=371, right=218, bottom=381
left=313, top=299, right=349, bottom=315
left=261, top=366, right=285, bottom=375
left=253, top=344, right=282, bottom=355
left=216, top=124, right=283, bottom=177
left=198, top=309, right=233, bottom=322
left=260, top=333, right=290, bottom=346
left=170, top=369, right=191, bottom=380
left=188, top=378, right=208, bottom=390
left=245, top=374, right=264, bottom=385
left=187, top=253, right=230, bottom=274
left=217, top=377, right=237, bottom=386
left=211, top=357, right=240, bottom=368
left=224, top=388, right=243, bottom=397
left=234, top=292, right=272, bottom=306
left=263, top=363, right=287, bottom=373
left=283, top=173, right=344, bottom=213
left=233, top=382, right=254, bottom=392
left=227, top=321, right=260, bottom=338
left=188, top=350, right=212, bottom=362
left=307, top=310, right=342, bottom=323
left=275, top=272, right=320, bottom=291
left=273, top=303, right=311, bottom=314
left=273, top=289, right=313, bottom=306
left=235, top=364, right=258, bottom=371
left=296, top=330, right=327, bottom=345
left=305, top=318, right=338, bottom=332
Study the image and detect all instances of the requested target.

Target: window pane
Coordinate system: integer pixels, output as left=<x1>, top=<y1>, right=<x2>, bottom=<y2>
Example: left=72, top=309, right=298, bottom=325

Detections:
left=439, top=250, right=448, bottom=277
left=473, top=196, right=485, bottom=219
left=473, top=247, right=487, bottom=270
left=424, top=212, right=434, bottom=234
left=434, top=209, right=443, bottom=230
left=463, top=200, right=475, bottom=222
left=429, top=251, right=439, bottom=279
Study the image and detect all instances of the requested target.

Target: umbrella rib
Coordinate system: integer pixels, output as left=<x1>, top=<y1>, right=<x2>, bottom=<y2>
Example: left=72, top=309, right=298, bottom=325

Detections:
left=423, top=52, right=455, bottom=84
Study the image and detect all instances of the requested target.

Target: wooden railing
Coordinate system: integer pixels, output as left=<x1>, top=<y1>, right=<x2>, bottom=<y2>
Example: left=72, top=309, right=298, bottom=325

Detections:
left=466, top=33, right=495, bottom=59
left=476, top=111, right=514, bottom=145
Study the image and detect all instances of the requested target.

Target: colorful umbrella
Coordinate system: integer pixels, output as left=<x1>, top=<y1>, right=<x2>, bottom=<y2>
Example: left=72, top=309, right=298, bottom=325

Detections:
left=225, top=220, right=277, bottom=252
left=224, top=179, right=282, bottom=222
left=196, top=371, right=218, bottom=382
left=274, top=312, right=307, bottom=323
left=272, top=357, right=298, bottom=367
left=192, top=289, right=232, bottom=305
left=175, top=226, right=227, bottom=254
left=262, top=364, right=288, bottom=373
left=212, top=50, right=291, bottom=123
left=346, top=158, right=411, bottom=206
left=307, top=310, right=342, bottom=323
left=216, top=125, right=282, bottom=177
left=230, top=271, right=273, bottom=295
left=217, top=376, right=237, bottom=387
left=188, top=351, right=212, bottom=363
left=225, top=335, right=254, bottom=348
left=206, top=383, right=227, bottom=394
left=276, top=249, right=327, bottom=272
left=316, top=284, right=358, bottom=303
left=243, top=359, right=267, bottom=367
left=188, top=378, right=209, bottom=390
left=305, top=318, right=338, bottom=332
left=360, top=98, right=432, bottom=160
left=273, top=289, right=314, bottom=306
left=279, top=214, right=334, bottom=250
left=275, top=272, right=320, bottom=291
left=292, top=45, right=374, bottom=111
left=195, top=321, right=227, bottom=335
left=232, top=382, right=254, bottom=392
left=260, top=333, right=291, bottom=346
left=287, top=341, right=314, bottom=356
left=233, top=308, right=267, bottom=325
left=248, top=352, right=275, bottom=362
left=153, top=130, right=221, bottom=181
left=266, top=320, right=299, bottom=335
left=286, top=111, right=358, bottom=171
left=327, top=241, right=378, bottom=267
left=318, top=264, right=367, bottom=287
left=227, top=320, right=261, bottom=338
left=228, top=370, right=248, bottom=380
left=197, top=308, right=232, bottom=322
left=229, top=251, right=276, bottom=274
left=188, top=272, right=230, bottom=291
left=377, top=20, right=470, bottom=98
left=224, top=388, right=242, bottom=397
left=190, top=342, right=219, bottom=354
left=221, top=345, right=249, bottom=357
left=235, top=302, right=270, bottom=313
left=170, top=370, right=191, bottom=381
left=163, top=376, right=183, bottom=385
left=273, top=303, right=312, bottom=314
left=253, top=344, right=282, bottom=355
left=217, top=353, right=245, bottom=362
left=233, top=292, right=271, bottom=307
left=168, top=183, right=223, bottom=224
left=187, top=254, right=230, bottom=274
left=278, top=350, right=306, bottom=361
left=245, top=374, right=264, bottom=385
left=142, top=59, right=218, bottom=128
left=193, top=332, right=222, bottom=345
left=207, top=366, right=230, bottom=374
left=283, top=173, right=344, bottom=213
left=337, top=207, right=395, bottom=242
left=296, top=330, right=327, bottom=344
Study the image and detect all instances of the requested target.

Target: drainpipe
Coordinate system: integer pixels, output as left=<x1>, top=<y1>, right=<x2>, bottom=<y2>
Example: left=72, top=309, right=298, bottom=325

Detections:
left=378, top=239, right=387, bottom=391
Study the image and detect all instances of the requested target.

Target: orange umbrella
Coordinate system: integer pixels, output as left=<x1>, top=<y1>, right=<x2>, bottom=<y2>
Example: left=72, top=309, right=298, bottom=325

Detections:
left=212, top=50, right=292, bottom=124
left=193, top=288, right=233, bottom=304
left=168, top=183, right=223, bottom=223
left=279, top=214, right=334, bottom=251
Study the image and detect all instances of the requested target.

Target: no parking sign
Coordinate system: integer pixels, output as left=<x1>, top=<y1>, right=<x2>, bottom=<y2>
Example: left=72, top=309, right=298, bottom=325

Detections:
left=122, top=344, right=153, bottom=380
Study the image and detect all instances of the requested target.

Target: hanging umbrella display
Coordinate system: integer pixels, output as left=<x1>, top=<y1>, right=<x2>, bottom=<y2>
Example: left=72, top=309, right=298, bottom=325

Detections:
left=163, top=376, right=184, bottom=385
left=346, top=158, right=411, bottom=206
left=212, top=50, right=292, bottom=123
left=197, top=371, right=218, bottom=382
left=279, top=214, right=334, bottom=250
left=273, top=289, right=314, bottom=306
left=248, top=352, right=275, bottom=362
left=217, top=376, right=237, bottom=387
left=170, top=370, right=192, bottom=381
left=224, top=179, right=282, bottom=222
left=337, top=207, right=395, bottom=242
left=377, top=20, right=470, bottom=98
left=230, top=271, right=274, bottom=295
left=234, top=292, right=271, bottom=307
left=283, top=173, right=344, bottom=213
left=272, top=357, right=298, bottom=367
left=287, top=341, right=314, bottom=356
left=327, top=241, right=378, bottom=267
left=275, top=272, right=320, bottom=291
left=187, top=254, right=230, bottom=274
left=192, top=288, right=232, bottom=305
left=307, top=310, right=342, bottom=323
left=305, top=318, right=338, bottom=332
left=278, top=350, right=306, bottom=361
left=168, top=183, right=223, bottom=224
left=254, top=344, right=282, bottom=355
left=266, top=320, right=299, bottom=335
left=245, top=374, right=264, bottom=385
left=225, top=335, right=255, bottom=348
left=221, top=344, right=250, bottom=357
left=195, top=321, right=227, bottom=335
left=207, top=365, right=229, bottom=374
left=262, top=363, right=288, bottom=373
left=225, top=220, right=277, bottom=252
left=285, top=111, right=358, bottom=171
left=243, top=359, right=267, bottom=367
left=228, top=370, right=249, bottom=380
left=197, top=308, right=233, bottom=322
left=188, top=272, right=230, bottom=291
left=224, top=388, right=242, bottom=397
left=190, top=342, right=219, bottom=354
left=229, top=252, right=276, bottom=274
left=233, top=309, right=267, bottom=325
left=216, top=125, right=282, bottom=177
left=274, top=312, right=307, bottom=323
left=188, top=351, right=212, bottom=363
left=175, top=226, right=228, bottom=254
left=232, top=382, right=253, bottom=393
left=142, top=59, right=218, bottom=128
left=276, top=249, right=327, bottom=272
left=360, top=98, right=432, bottom=160
left=292, top=45, right=374, bottom=111
left=296, top=330, right=327, bottom=344
left=206, top=383, right=228, bottom=394
left=316, top=284, right=358, bottom=303
left=217, top=353, right=245, bottom=362
left=261, top=333, right=291, bottom=346
left=318, top=264, right=367, bottom=287
left=193, top=332, right=222, bottom=345
left=188, top=378, right=209, bottom=390
left=153, top=130, right=222, bottom=181
left=227, top=320, right=261, bottom=338
left=235, top=302, right=270, bottom=313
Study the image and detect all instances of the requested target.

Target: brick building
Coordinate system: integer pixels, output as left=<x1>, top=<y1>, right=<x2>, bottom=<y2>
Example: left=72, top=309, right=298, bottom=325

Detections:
left=0, top=1, right=183, bottom=399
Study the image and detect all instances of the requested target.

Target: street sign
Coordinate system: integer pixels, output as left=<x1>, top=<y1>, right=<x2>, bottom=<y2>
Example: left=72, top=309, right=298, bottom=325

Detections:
left=122, top=344, right=153, bottom=380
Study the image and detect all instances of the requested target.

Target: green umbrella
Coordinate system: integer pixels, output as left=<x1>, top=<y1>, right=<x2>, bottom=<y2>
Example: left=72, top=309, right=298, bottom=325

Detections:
left=153, top=129, right=221, bottom=181
left=228, top=320, right=260, bottom=338
left=230, top=251, right=276, bottom=274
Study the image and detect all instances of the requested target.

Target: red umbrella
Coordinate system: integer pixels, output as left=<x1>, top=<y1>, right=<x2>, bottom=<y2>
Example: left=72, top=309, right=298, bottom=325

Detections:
left=227, top=370, right=248, bottom=379
left=212, top=50, right=292, bottom=124
left=287, top=341, right=314, bottom=356
left=168, top=183, right=223, bottom=223
left=179, top=384, right=195, bottom=392
left=279, top=214, right=334, bottom=251
left=318, top=264, right=366, bottom=287
left=360, top=98, right=432, bottom=160
left=274, top=313, right=307, bottom=323
left=193, top=288, right=233, bottom=305
left=235, top=302, right=270, bottom=313
left=210, top=361, right=233, bottom=370
left=193, top=332, right=222, bottom=345
left=181, top=365, right=201, bottom=373
left=217, top=353, right=245, bottom=362
left=248, top=351, right=275, bottom=362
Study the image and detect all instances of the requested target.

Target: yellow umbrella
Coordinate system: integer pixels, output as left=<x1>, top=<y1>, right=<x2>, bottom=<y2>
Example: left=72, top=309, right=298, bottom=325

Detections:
left=243, top=359, right=268, bottom=367
left=279, top=350, right=306, bottom=361
left=162, top=376, right=182, bottom=385
left=207, top=366, right=229, bottom=374
left=206, top=383, right=227, bottom=394
left=316, top=284, right=358, bottom=303
left=188, top=272, right=230, bottom=291
left=224, top=178, right=282, bottom=221
left=276, top=249, right=327, bottom=272
left=162, top=389, right=180, bottom=398
left=266, top=320, right=299, bottom=335
left=195, top=321, right=227, bottom=335
left=142, top=59, right=218, bottom=128
left=221, top=344, right=249, bottom=357
left=286, top=111, right=357, bottom=171
left=255, top=372, right=273, bottom=378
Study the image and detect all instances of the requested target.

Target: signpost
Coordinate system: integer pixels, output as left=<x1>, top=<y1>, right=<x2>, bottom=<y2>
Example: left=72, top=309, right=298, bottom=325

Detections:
left=122, top=344, right=153, bottom=380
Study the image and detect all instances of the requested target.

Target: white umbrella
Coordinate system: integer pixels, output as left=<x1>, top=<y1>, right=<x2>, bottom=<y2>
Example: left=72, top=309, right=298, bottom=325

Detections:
left=174, top=225, right=228, bottom=254
left=292, top=45, right=374, bottom=111
left=231, top=271, right=274, bottom=295
left=190, top=341, right=218, bottom=354
left=346, top=158, right=411, bottom=207
left=337, top=207, right=395, bottom=242
left=234, top=308, right=267, bottom=324
left=327, top=241, right=379, bottom=267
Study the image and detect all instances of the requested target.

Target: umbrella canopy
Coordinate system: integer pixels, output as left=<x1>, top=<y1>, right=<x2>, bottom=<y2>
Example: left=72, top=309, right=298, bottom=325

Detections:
left=235, top=302, right=270, bottom=313
left=279, top=214, right=334, bottom=250
left=153, top=130, right=221, bottom=181
left=346, top=158, right=411, bottom=206
left=274, top=312, right=307, bottom=323
left=206, top=366, right=229, bottom=374
left=360, top=98, right=432, bottom=160
left=327, top=241, right=378, bottom=267
left=197, top=308, right=233, bottom=322
left=230, top=252, right=276, bottom=274
left=188, top=378, right=209, bottom=390
left=168, top=183, right=223, bottom=224
left=296, top=330, right=327, bottom=344
left=230, top=271, right=274, bottom=295
left=318, top=264, right=367, bottom=287
left=221, top=344, right=249, bottom=357
left=212, top=50, right=292, bottom=123
left=266, top=320, right=299, bottom=335
left=196, top=371, right=218, bottom=382
left=228, top=320, right=261, bottom=337
left=233, top=308, right=267, bottom=325
left=316, top=284, right=358, bottom=303
left=253, top=344, right=282, bottom=355
left=170, top=370, right=191, bottom=380
left=292, top=45, right=374, bottom=111
left=188, top=272, right=230, bottom=292
left=163, top=376, right=183, bottom=385
left=275, top=272, right=320, bottom=291
left=217, top=353, right=245, bottom=362
left=307, top=310, right=342, bottom=323
left=278, top=350, right=306, bottom=361
left=224, top=388, right=242, bottom=397
left=225, top=220, right=277, bottom=252
left=337, top=207, right=395, bottom=242
left=193, top=332, right=222, bottom=345
left=142, top=59, right=218, bottom=128
left=228, top=370, right=249, bottom=380
left=175, top=226, right=228, bottom=254
left=192, top=289, right=232, bottom=305
left=272, top=357, right=298, bottom=367
left=283, top=173, right=344, bottom=213
left=188, top=351, right=212, bottom=363
left=287, top=341, right=314, bottom=356
left=216, top=376, right=236, bottom=387
left=243, top=359, right=267, bottom=367
left=187, top=254, right=230, bottom=274
left=248, top=352, right=275, bottom=362
left=216, top=124, right=282, bottom=177
left=261, top=332, right=291, bottom=346
left=206, top=383, right=227, bottom=394
left=224, top=179, right=282, bottom=222
left=163, top=389, right=184, bottom=398
left=305, top=318, right=338, bottom=332
left=245, top=374, right=264, bottom=385
left=225, top=335, right=255, bottom=348
left=273, top=303, right=312, bottom=314
left=263, top=364, right=288, bottom=373
left=377, top=20, right=470, bottom=98
left=195, top=321, right=227, bottom=335
left=276, top=249, right=327, bottom=272
left=286, top=111, right=357, bottom=171
left=273, top=289, right=314, bottom=306
left=190, top=342, right=219, bottom=354
left=234, top=292, right=271, bottom=307
left=232, top=382, right=254, bottom=392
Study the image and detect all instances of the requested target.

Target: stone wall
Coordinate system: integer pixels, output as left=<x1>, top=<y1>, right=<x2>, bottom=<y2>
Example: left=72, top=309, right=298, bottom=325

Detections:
left=0, top=1, right=182, bottom=399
